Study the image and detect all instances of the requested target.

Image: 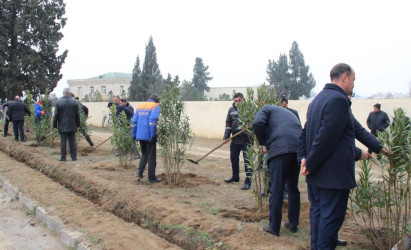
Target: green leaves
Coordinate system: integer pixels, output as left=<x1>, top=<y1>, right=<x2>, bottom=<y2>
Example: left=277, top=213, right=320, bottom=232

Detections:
left=110, top=107, right=133, bottom=168
left=157, top=87, right=193, bottom=185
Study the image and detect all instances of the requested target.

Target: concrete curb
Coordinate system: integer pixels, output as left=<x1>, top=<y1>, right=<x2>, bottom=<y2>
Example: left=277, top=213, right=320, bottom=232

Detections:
left=0, top=175, right=90, bottom=250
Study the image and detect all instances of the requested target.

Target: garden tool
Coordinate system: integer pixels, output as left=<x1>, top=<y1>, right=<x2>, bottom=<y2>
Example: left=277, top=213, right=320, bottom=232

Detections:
left=88, top=136, right=112, bottom=152
left=37, top=130, right=58, bottom=143
left=187, top=125, right=252, bottom=164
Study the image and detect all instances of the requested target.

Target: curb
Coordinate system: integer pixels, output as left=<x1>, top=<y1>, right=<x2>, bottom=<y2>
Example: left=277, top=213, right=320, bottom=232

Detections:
left=0, top=175, right=90, bottom=250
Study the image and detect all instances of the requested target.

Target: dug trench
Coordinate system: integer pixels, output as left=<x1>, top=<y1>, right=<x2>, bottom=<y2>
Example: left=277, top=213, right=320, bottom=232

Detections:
left=0, top=133, right=369, bottom=249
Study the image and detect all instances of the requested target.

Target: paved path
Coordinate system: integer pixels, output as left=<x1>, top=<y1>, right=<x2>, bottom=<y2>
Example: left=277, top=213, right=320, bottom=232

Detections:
left=0, top=188, right=65, bottom=250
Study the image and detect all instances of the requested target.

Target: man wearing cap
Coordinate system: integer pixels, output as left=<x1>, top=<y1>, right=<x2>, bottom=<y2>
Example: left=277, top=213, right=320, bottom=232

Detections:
left=132, top=94, right=162, bottom=183
left=366, top=103, right=390, bottom=154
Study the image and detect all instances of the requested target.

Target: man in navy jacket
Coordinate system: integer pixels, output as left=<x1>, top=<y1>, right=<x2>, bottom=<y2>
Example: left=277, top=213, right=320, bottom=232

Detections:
left=298, top=63, right=357, bottom=249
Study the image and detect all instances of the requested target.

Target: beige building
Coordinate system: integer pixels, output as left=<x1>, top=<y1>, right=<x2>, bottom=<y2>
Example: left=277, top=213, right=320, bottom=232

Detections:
left=68, top=72, right=132, bottom=100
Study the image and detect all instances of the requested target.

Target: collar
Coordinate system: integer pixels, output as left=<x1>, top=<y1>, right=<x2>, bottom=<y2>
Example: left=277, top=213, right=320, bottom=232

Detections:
left=323, top=83, right=351, bottom=107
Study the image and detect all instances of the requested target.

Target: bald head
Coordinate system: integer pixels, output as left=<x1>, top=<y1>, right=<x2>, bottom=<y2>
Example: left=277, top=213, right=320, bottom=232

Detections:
left=14, top=96, right=20, bottom=100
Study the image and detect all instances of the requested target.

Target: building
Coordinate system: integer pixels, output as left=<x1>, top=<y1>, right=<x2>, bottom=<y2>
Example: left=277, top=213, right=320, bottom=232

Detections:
left=67, top=72, right=259, bottom=101
left=68, top=72, right=132, bottom=100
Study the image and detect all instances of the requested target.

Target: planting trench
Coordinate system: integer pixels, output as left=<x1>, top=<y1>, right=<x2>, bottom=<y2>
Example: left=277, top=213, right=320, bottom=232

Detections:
left=0, top=133, right=370, bottom=249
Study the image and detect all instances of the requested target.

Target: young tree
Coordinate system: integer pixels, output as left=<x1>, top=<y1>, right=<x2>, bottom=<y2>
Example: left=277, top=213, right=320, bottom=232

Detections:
left=93, top=90, right=103, bottom=102
left=140, top=36, right=163, bottom=100
left=128, top=55, right=142, bottom=101
left=107, top=90, right=114, bottom=102
left=192, top=57, right=212, bottom=93
left=0, top=0, right=68, bottom=100
left=157, top=86, right=193, bottom=185
left=163, top=74, right=180, bottom=89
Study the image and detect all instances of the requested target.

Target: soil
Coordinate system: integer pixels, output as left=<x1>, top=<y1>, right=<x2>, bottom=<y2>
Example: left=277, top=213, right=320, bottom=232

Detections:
left=0, top=127, right=372, bottom=249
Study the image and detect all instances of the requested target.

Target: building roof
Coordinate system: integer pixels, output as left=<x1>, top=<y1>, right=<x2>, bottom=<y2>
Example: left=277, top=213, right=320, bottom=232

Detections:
left=90, top=72, right=132, bottom=79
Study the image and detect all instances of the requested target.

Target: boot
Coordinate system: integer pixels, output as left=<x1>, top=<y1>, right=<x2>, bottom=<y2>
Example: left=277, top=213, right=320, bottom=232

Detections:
left=85, top=135, right=94, bottom=146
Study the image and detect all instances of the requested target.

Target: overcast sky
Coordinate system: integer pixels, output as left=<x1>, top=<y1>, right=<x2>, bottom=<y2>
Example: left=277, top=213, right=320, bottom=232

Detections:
left=55, top=0, right=411, bottom=98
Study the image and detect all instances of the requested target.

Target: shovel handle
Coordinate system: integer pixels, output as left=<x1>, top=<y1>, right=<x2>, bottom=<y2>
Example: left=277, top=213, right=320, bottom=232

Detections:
left=194, top=125, right=252, bottom=164
left=92, top=136, right=112, bottom=151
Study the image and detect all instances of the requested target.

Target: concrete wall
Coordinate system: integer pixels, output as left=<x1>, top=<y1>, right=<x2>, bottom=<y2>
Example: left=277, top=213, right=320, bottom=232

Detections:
left=84, top=99, right=411, bottom=140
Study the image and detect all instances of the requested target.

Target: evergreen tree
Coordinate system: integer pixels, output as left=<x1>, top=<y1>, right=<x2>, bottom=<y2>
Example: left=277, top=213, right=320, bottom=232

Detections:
left=163, top=74, right=180, bottom=89
left=266, top=54, right=292, bottom=99
left=266, top=41, right=316, bottom=100
left=179, top=80, right=206, bottom=101
left=93, top=90, right=103, bottom=102
left=140, top=36, right=162, bottom=100
left=192, top=57, right=212, bottom=93
left=0, top=0, right=68, bottom=100
left=288, top=41, right=316, bottom=99
left=128, top=55, right=141, bottom=101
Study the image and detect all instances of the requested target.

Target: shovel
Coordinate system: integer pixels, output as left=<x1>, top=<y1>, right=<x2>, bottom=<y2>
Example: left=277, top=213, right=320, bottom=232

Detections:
left=86, top=136, right=112, bottom=153
left=187, top=125, right=252, bottom=164
left=37, top=130, right=58, bottom=143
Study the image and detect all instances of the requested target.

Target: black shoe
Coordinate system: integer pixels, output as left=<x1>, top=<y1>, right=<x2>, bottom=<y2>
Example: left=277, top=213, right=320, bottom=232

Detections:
left=21, top=139, right=26, bottom=142
left=59, top=158, right=66, bottom=162
left=72, top=158, right=77, bottom=161
left=148, top=177, right=162, bottom=183
left=263, top=226, right=279, bottom=237
left=284, top=221, right=298, bottom=233
left=135, top=170, right=143, bottom=179
left=337, top=239, right=347, bottom=246
left=224, top=177, right=239, bottom=183
left=241, top=183, right=250, bottom=190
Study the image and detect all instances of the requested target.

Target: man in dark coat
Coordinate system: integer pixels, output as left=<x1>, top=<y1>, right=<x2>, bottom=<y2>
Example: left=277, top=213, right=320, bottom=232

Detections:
left=9, top=96, right=31, bottom=142
left=53, top=88, right=80, bottom=161
left=1, top=100, right=14, bottom=137
left=281, top=96, right=300, bottom=122
left=366, top=103, right=390, bottom=154
left=223, top=93, right=253, bottom=190
left=298, top=63, right=389, bottom=249
left=253, top=104, right=302, bottom=237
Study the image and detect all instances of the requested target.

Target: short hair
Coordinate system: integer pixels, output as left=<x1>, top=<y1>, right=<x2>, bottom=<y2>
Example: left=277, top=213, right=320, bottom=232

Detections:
left=63, top=88, right=71, bottom=95
left=330, top=63, right=353, bottom=81
left=120, top=98, right=127, bottom=103
left=114, top=96, right=120, bottom=99
left=281, top=96, right=288, bottom=104
left=74, top=97, right=79, bottom=100
left=374, top=103, right=381, bottom=110
left=233, top=92, right=244, bottom=99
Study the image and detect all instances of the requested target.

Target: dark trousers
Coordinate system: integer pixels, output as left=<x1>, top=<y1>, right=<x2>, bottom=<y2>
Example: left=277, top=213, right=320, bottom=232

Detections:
left=230, top=143, right=251, bottom=183
left=267, top=153, right=300, bottom=234
left=12, top=120, right=25, bottom=141
left=4, top=118, right=10, bottom=136
left=307, top=183, right=349, bottom=250
left=138, top=140, right=157, bottom=181
left=59, top=132, right=77, bottom=160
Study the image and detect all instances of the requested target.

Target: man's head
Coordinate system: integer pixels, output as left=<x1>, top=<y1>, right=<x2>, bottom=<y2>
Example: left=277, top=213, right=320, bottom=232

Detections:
left=149, top=94, right=160, bottom=103
left=14, top=95, right=20, bottom=101
left=114, top=96, right=121, bottom=105
left=63, top=88, right=71, bottom=96
left=374, top=103, right=381, bottom=112
left=281, top=96, right=288, bottom=108
left=120, top=98, right=127, bottom=106
left=74, top=97, right=79, bottom=102
left=233, top=92, right=244, bottom=105
left=330, top=63, right=355, bottom=95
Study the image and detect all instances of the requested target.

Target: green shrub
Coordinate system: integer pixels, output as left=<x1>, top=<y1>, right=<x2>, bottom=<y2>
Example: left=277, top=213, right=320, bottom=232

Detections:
left=110, top=107, right=134, bottom=168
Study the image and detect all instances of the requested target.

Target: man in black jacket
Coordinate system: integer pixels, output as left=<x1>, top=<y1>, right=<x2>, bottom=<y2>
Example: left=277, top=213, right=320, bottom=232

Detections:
left=254, top=105, right=302, bottom=237
left=281, top=96, right=300, bottom=122
left=9, top=96, right=31, bottom=142
left=1, top=100, right=14, bottom=137
left=223, top=93, right=253, bottom=190
left=53, top=88, right=80, bottom=161
left=366, top=103, right=390, bottom=154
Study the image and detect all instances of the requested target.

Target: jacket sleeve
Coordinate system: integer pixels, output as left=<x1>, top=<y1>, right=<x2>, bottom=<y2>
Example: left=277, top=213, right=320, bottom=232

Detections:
left=366, top=113, right=372, bottom=130
left=354, top=147, right=362, bottom=161
left=252, top=107, right=269, bottom=146
left=306, top=97, right=350, bottom=174
left=353, top=117, right=382, bottom=153
left=223, top=108, right=232, bottom=140
left=149, top=105, right=160, bottom=139
left=75, top=104, right=80, bottom=128
left=297, top=122, right=307, bottom=162
left=131, top=110, right=139, bottom=138
left=383, top=112, right=390, bottom=129
left=53, top=104, right=59, bottom=128
left=8, top=105, right=13, bottom=121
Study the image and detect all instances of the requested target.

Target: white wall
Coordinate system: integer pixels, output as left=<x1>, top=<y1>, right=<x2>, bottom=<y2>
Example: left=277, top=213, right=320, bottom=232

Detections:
left=84, top=99, right=411, bottom=141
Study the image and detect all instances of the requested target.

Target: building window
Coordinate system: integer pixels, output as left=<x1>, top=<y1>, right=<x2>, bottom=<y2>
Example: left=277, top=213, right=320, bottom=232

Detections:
left=119, top=86, right=124, bottom=95
left=78, top=87, right=83, bottom=96
left=90, top=86, right=94, bottom=95
left=101, top=86, right=106, bottom=94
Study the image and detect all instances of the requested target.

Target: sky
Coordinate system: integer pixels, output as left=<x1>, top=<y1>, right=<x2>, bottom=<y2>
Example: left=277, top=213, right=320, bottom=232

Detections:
left=54, top=0, right=411, bottom=98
